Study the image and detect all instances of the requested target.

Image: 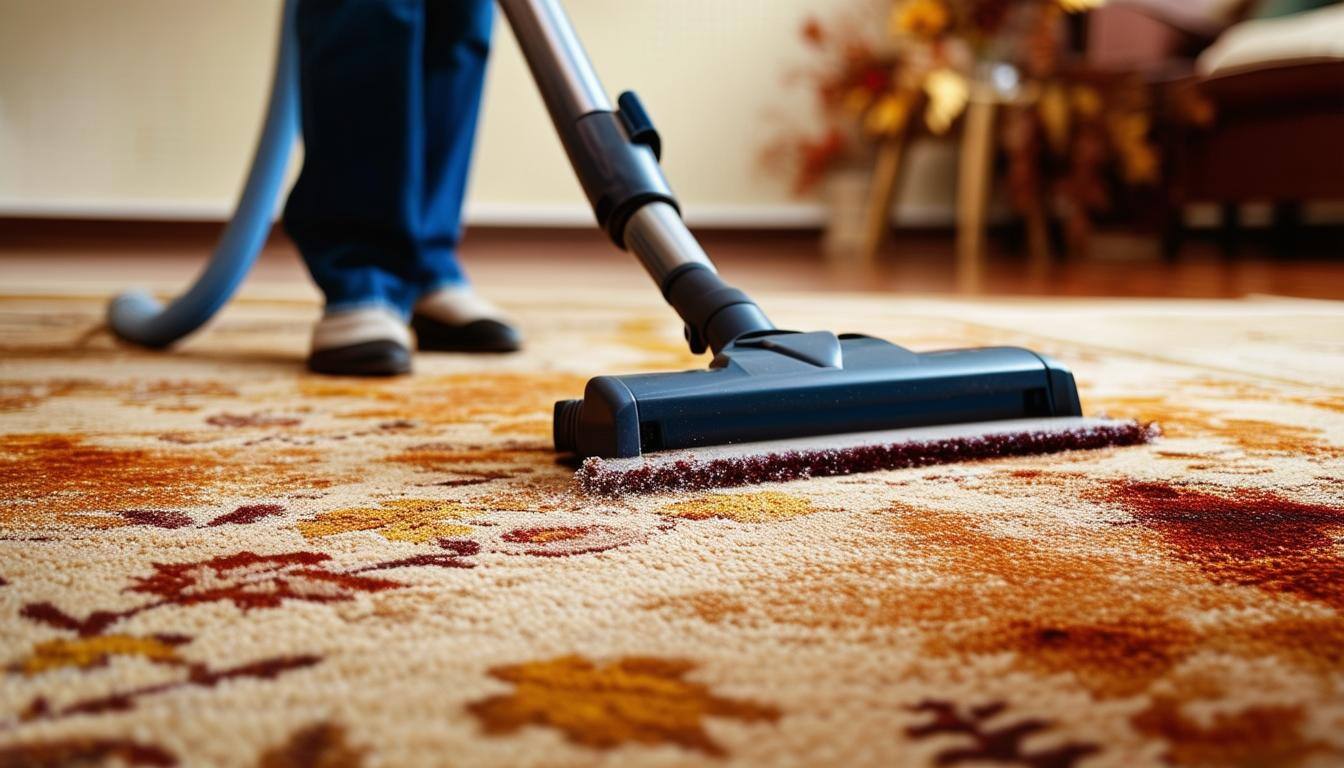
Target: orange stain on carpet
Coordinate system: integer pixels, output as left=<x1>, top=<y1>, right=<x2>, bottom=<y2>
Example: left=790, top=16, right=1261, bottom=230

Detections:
left=661, top=501, right=1221, bottom=700
left=0, top=378, right=238, bottom=413
left=954, top=619, right=1199, bottom=698
left=257, top=722, right=366, bottom=768
left=1091, top=394, right=1341, bottom=458
left=612, top=317, right=704, bottom=371
left=304, top=373, right=588, bottom=428
left=1222, top=616, right=1344, bottom=672
left=660, top=492, right=815, bottom=523
left=468, top=655, right=779, bottom=756
left=0, top=434, right=338, bottom=528
left=384, top=443, right=551, bottom=472
left=645, top=591, right=750, bottom=624
left=1132, top=696, right=1327, bottom=767
left=0, top=434, right=203, bottom=526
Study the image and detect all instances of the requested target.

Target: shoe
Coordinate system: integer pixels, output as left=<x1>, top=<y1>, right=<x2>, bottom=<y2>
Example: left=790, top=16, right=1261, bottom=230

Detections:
left=411, top=285, right=522, bottom=353
left=308, top=307, right=413, bottom=376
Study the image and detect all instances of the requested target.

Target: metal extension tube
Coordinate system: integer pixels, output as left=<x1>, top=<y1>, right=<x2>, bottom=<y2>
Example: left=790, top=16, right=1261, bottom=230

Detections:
left=497, top=0, right=774, bottom=354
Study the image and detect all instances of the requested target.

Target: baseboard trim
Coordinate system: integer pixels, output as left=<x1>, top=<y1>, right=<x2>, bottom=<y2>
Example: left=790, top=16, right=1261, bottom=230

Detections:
left=0, top=199, right=954, bottom=229
left=0, top=198, right=831, bottom=227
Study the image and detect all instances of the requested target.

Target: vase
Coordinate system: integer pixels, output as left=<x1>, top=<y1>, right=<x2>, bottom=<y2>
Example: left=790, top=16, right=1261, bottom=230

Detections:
left=820, top=165, right=872, bottom=267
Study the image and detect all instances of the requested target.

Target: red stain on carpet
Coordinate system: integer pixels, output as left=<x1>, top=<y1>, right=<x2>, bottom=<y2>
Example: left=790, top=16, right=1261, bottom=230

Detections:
left=1094, top=481, right=1344, bottom=609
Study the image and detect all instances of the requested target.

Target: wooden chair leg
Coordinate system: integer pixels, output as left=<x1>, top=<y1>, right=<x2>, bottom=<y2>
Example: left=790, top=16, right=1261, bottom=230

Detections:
left=1160, top=200, right=1184, bottom=263
left=1025, top=198, right=1052, bottom=281
left=956, top=98, right=997, bottom=294
left=858, top=134, right=908, bottom=269
left=1219, top=202, right=1241, bottom=259
left=1272, top=200, right=1301, bottom=258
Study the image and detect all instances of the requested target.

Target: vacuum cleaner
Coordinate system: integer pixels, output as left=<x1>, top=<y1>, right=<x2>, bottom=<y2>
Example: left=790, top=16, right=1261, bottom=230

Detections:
left=108, top=0, right=1151, bottom=495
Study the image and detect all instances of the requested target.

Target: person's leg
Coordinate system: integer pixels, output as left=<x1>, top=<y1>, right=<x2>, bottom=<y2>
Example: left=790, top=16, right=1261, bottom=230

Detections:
left=414, top=0, right=490, bottom=289
left=284, top=0, right=427, bottom=373
left=411, top=0, right=521, bottom=352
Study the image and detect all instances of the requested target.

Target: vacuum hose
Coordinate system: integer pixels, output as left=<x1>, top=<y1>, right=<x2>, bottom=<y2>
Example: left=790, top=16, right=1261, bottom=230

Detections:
left=106, top=0, right=299, bottom=348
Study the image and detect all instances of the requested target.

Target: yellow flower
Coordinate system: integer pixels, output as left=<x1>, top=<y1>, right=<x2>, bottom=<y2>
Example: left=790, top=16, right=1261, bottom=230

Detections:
left=844, top=86, right=876, bottom=117
left=1071, top=85, right=1103, bottom=119
left=1109, top=112, right=1159, bottom=184
left=1039, top=83, right=1072, bottom=152
left=892, top=0, right=950, bottom=39
left=865, top=90, right=915, bottom=137
left=923, top=68, right=970, bottom=134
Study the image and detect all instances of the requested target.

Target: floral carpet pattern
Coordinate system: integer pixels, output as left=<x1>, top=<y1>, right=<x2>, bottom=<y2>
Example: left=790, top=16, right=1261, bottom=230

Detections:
left=1, top=285, right=1342, bottom=767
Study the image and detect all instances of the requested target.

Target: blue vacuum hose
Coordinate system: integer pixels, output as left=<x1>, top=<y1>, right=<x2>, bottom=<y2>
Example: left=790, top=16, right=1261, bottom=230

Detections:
left=107, top=0, right=299, bottom=348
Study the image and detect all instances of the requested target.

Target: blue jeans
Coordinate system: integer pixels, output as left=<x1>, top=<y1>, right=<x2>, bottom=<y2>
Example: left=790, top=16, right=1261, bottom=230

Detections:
left=284, top=0, right=493, bottom=317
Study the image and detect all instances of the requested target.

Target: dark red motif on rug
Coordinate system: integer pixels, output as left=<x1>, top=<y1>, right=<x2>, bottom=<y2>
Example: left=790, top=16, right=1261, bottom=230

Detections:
left=128, top=551, right=399, bottom=610
left=0, top=737, right=176, bottom=767
left=18, top=655, right=321, bottom=726
left=19, top=548, right=474, bottom=638
left=117, top=509, right=195, bottom=529
left=907, top=700, right=1099, bottom=768
left=1095, top=481, right=1344, bottom=609
left=207, top=503, right=286, bottom=526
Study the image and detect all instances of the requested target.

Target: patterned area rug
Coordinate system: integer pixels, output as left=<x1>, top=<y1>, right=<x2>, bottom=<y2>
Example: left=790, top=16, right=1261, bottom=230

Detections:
left=1, top=285, right=1342, bottom=767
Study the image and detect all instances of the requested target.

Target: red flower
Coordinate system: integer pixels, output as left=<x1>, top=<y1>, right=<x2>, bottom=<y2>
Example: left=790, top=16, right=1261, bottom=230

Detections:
left=794, top=129, right=849, bottom=195
left=860, top=67, right=889, bottom=94
left=801, top=17, right=825, bottom=47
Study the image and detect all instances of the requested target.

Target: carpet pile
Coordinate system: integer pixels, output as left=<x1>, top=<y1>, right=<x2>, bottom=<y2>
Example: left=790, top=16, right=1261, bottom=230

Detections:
left=1, top=285, right=1341, bottom=767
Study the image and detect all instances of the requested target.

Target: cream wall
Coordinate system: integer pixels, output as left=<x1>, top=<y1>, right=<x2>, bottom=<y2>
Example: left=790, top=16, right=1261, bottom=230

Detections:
left=0, top=0, right=957, bottom=226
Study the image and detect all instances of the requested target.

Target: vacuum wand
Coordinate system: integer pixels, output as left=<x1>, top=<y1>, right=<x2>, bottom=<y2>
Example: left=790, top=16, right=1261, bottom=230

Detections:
left=497, top=0, right=774, bottom=355
left=500, top=0, right=1143, bottom=475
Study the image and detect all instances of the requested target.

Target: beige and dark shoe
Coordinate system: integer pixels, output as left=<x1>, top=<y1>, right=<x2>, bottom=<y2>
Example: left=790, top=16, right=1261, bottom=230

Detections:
left=308, top=307, right=413, bottom=376
left=411, top=285, right=522, bottom=353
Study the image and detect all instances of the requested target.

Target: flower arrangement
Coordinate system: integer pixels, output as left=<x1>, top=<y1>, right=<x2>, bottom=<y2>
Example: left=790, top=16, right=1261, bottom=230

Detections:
left=766, top=0, right=1159, bottom=255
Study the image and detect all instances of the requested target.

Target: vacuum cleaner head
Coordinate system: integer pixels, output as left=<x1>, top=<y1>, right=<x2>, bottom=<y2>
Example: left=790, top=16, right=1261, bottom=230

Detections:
left=554, top=330, right=1155, bottom=494
left=577, top=416, right=1154, bottom=495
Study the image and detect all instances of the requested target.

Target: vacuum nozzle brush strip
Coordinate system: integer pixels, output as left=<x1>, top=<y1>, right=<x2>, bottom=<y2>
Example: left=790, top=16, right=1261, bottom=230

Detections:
left=502, top=0, right=1153, bottom=479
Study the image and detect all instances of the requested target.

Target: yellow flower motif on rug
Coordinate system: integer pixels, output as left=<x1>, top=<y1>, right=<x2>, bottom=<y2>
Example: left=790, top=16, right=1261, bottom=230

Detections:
left=659, top=491, right=815, bottom=523
left=468, top=656, right=779, bottom=755
left=17, top=635, right=182, bottom=676
left=297, top=499, right=473, bottom=543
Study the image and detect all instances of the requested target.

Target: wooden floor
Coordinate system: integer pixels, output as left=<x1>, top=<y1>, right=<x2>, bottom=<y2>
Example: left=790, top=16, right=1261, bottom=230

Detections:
left=2, top=218, right=1343, bottom=300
